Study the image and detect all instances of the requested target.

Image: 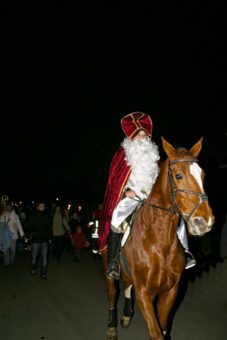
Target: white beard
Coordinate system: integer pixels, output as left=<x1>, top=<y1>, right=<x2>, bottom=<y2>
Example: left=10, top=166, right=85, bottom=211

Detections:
left=122, top=137, right=160, bottom=195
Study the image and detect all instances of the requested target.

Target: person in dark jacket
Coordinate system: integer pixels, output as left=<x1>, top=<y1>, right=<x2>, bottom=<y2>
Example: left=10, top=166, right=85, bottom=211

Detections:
left=28, top=201, right=52, bottom=279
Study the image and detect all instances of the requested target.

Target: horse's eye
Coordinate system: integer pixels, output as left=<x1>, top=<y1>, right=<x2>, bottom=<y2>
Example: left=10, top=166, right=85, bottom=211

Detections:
left=175, top=174, right=183, bottom=180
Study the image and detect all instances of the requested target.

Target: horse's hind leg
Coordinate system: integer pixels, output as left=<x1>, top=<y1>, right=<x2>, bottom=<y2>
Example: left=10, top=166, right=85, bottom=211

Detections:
left=157, top=284, right=179, bottom=338
left=120, top=283, right=134, bottom=328
left=136, top=288, right=164, bottom=340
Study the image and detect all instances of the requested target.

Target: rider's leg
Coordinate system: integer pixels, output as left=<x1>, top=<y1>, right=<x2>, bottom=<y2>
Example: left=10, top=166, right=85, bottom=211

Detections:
left=177, top=218, right=196, bottom=269
left=107, top=227, right=122, bottom=280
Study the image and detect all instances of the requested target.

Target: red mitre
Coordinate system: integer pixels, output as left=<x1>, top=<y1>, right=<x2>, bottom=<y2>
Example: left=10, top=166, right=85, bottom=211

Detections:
left=98, top=148, right=131, bottom=252
left=121, top=112, right=153, bottom=139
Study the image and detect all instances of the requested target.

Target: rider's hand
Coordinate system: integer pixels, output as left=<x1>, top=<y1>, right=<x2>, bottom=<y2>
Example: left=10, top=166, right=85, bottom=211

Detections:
left=125, top=189, right=136, bottom=199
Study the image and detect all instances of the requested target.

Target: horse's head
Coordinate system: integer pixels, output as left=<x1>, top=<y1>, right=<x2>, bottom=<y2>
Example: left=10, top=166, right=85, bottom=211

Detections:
left=162, top=137, right=215, bottom=236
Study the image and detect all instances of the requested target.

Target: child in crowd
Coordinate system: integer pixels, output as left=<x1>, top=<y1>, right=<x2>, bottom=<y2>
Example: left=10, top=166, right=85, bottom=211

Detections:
left=71, top=225, right=90, bottom=262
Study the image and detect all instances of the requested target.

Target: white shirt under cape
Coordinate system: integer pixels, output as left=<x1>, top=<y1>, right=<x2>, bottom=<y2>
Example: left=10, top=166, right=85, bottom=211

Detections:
left=111, top=174, right=149, bottom=229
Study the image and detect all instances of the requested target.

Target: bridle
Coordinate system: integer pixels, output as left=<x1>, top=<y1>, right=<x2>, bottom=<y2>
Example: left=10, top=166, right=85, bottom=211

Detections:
left=168, top=158, right=208, bottom=222
left=135, top=158, right=208, bottom=222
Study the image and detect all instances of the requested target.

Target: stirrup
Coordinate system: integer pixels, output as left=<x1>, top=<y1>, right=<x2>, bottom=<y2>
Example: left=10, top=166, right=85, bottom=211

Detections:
left=185, top=250, right=197, bottom=270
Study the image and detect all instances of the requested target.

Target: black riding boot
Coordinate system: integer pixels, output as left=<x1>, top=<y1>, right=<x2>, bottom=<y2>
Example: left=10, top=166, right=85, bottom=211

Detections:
left=107, top=229, right=122, bottom=280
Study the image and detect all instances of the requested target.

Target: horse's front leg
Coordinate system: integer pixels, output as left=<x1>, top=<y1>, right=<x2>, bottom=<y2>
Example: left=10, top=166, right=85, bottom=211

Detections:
left=136, top=287, right=164, bottom=340
left=102, top=251, right=118, bottom=340
left=106, top=277, right=118, bottom=340
left=156, top=283, right=179, bottom=338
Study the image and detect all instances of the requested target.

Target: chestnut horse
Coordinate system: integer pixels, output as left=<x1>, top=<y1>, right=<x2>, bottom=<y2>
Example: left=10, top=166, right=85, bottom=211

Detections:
left=101, top=137, right=214, bottom=340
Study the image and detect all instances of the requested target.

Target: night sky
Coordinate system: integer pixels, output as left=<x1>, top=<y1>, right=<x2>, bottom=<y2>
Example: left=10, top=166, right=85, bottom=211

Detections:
left=1, top=3, right=226, bottom=206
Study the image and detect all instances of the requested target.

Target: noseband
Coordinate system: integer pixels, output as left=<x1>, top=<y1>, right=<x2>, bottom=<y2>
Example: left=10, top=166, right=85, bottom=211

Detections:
left=168, top=158, right=208, bottom=222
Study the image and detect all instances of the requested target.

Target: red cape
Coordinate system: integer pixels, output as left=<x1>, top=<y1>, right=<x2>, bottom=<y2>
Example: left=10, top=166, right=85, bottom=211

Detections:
left=98, top=147, right=131, bottom=252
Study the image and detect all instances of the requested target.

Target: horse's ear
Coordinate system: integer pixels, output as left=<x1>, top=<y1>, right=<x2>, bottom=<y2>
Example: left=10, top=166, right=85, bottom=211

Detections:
left=190, top=137, right=203, bottom=158
left=161, top=137, right=176, bottom=158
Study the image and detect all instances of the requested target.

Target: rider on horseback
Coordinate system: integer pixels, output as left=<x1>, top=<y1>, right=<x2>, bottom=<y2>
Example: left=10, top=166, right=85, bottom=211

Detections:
left=99, top=112, right=196, bottom=280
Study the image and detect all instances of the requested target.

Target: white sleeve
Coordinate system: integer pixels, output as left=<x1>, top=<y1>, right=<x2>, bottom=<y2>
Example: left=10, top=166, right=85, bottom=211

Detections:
left=126, top=176, right=148, bottom=200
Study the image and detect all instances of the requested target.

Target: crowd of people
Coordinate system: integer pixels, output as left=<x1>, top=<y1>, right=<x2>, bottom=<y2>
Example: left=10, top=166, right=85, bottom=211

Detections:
left=0, top=199, right=102, bottom=279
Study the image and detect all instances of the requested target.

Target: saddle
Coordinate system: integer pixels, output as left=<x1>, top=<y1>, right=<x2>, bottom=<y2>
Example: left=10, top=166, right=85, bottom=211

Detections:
left=119, top=210, right=138, bottom=277
left=121, top=214, right=134, bottom=247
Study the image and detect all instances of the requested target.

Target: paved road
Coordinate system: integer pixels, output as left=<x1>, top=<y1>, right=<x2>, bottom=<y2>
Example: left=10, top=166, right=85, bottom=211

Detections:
left=0, top=249, right=226, bottom=340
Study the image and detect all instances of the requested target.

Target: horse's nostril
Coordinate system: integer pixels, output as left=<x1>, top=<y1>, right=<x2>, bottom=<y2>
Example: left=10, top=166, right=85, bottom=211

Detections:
left=194, top=216, right=215, bottom=228
left=193, top=218, right=202, bottom=227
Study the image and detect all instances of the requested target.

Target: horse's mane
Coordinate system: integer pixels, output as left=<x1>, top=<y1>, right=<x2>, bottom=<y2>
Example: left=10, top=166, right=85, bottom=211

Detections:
left=174, top=146, right=194, bottom=158
left=160, top=145, right=196, bottom=168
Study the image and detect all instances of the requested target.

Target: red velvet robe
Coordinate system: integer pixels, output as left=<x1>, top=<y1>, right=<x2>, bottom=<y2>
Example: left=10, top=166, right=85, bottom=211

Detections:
left=98, top=147, right=131, bottom=252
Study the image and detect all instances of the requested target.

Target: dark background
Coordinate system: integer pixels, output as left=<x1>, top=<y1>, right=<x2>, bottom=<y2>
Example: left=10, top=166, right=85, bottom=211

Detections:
left=0, top=2, right=226, bottom=210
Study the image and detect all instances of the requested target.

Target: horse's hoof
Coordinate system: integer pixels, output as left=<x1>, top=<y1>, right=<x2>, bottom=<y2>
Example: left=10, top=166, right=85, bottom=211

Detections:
left=107, top=327, right=118, bottom=340
left=120, top=315, right=133, bottom=328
